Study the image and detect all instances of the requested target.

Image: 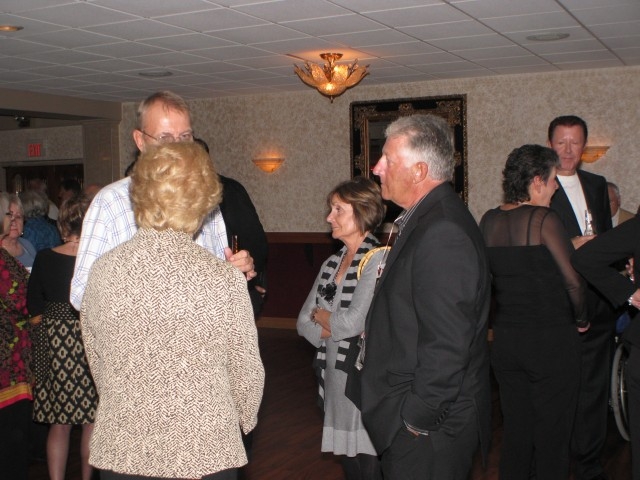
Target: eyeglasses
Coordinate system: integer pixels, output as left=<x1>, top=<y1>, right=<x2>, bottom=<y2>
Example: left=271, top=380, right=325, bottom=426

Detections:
left=140, top=130, right=194, bottom=144
left=6, top=211, right=24, bottom=222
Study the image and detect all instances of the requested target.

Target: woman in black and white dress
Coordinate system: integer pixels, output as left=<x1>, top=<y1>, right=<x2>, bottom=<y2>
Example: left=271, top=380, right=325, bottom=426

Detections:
left=298, top=177, right=386, bottom=480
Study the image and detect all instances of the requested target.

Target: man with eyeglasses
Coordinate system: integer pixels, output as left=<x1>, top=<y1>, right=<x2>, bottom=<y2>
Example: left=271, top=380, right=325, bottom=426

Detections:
left=70, top=91, right=255, bottom=310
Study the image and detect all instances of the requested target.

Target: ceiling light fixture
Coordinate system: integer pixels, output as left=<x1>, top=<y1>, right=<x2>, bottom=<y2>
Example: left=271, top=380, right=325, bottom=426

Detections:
left=294, top=53, right=369, bottom=103
left=138, top=71, right=173, bottom=78
left=526, top=32, right=570, bottom=42
left=0, top=25, right=23, bottom=32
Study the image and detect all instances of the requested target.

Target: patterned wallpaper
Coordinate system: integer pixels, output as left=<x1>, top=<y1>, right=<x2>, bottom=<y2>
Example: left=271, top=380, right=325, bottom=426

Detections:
left=116, top=65, right=638, bottom=232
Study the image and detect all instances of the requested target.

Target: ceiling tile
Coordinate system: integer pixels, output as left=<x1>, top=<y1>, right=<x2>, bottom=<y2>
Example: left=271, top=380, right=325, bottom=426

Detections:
left=15, top=3, right=138, bottom=28
left=141, top=34, right=236, bottom=51
left=90, top=0, right=219, bottom=18
left=400, top=20, right=494, bottom=40
left=283, top=14, right=384, bottom=36
left=17, top=29, right=119, bottom=49
left=329, top=0, right=441, bottom=11
left=570, top=4, right=640, bottom=25
left=453, top=45, right=532, bottom=60
left=428, top=34, right=515, bottom=50
left=363, top=4, right=472, bottom=27
left=234, top=0, right=351, bottom=22
left=452, top=0, right=563, bottom=18
left=158, top=8, right=268, bottom=33
left=189, top=45, right=274, bottom=61
left=481, top=11, right=579, bottom=32
left=319, top=29, right=415, bottom=47
left=358, top=41, right=441, bottom=57
left=23, top=49, right=109, bottom=65
left=78, top=42, right=170, bottom=58
left=85, top=19, right=191, bottom=41
left=206, top=24, right=309, bottom=44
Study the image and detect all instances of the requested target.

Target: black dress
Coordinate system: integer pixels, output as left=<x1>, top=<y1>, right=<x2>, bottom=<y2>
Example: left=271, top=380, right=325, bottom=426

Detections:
left=480, top=205, right=586, bottom=480
left=27, top=249, right=97, bottom=424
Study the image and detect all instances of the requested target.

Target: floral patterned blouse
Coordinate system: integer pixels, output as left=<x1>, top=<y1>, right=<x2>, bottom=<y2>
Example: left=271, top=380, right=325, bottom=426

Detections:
left=0, top=248, right=32, bottom=409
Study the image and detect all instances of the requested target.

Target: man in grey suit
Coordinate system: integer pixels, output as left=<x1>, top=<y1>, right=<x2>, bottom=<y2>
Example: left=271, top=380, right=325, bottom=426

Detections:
left=360, top=114, right=491, bottom=479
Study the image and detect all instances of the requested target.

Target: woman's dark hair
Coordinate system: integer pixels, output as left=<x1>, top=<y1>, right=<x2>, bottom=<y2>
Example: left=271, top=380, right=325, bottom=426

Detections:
left=326, top=177, right=385, bottom=234
left=502, top=145, right=559, bottom=204
left=58, top=194, right=90, bottom=240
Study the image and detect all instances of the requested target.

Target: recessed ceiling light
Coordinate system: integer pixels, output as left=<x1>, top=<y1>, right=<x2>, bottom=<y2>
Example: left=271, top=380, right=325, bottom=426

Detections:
left=0, top=25, right=23, bottom=32
left=138, top=71, right=173, bottom=78
left=526, top=32, right=570, bottom=42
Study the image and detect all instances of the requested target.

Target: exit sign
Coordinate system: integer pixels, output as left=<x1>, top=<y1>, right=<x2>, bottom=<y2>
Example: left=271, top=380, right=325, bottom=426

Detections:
left=27, top=143, right=42, bottom=157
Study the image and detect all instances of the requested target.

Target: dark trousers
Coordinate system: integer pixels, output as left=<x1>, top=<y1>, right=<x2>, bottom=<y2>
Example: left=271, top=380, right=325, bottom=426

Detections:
left=101, top=468, right=237, bottom=480
left=571, top=320, right=616, bottom=480
left=492, top=324, right=580, bottom=480
left=0, top=399, right=31, bottom=480
left=626, top=344, right=640, bottom=480
left=380, top=415, right=478, bottom=480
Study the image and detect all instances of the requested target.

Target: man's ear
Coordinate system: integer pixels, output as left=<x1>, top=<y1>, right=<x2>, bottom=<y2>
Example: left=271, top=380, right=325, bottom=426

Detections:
left=412, top=162, right=428, bottom=183
left=133, top=129, right=145, bottom=152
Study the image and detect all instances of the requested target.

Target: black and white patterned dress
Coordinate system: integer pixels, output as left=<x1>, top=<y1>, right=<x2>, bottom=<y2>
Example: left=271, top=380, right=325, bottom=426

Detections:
left=27, top=249, right=97, bottom=424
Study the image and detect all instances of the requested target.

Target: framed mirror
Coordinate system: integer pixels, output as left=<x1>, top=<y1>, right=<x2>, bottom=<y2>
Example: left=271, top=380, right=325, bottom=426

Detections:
left=350, top=95, right=468, bottom=219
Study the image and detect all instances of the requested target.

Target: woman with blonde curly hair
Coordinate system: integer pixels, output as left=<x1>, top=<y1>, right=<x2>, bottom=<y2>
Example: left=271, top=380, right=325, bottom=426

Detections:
left=80, top=142, right=264, bottom=480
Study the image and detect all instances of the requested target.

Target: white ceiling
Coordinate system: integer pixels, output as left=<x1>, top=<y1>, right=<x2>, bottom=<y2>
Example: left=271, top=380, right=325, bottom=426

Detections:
left=0, top=0, right=639, bottom=103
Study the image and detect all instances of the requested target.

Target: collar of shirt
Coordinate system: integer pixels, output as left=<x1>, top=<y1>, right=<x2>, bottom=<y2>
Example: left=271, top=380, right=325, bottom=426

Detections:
left=395, top=192, right=429, bottom=236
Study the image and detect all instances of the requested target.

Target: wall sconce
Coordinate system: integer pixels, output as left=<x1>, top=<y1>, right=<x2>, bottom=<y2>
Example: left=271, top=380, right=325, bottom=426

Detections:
left=581, top=146, right=609, bottom=163
left=252, top=157, right=284, bottom=173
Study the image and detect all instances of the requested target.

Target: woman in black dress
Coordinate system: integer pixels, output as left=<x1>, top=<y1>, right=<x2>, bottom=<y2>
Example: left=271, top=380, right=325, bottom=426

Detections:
left=28, top=194, right=97, bottom=480
left=479, top=145, right=588, bottom=480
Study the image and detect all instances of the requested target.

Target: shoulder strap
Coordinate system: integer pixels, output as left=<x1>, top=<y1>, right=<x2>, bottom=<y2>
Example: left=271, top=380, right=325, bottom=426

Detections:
left=357, top=246, right=391, bottom=280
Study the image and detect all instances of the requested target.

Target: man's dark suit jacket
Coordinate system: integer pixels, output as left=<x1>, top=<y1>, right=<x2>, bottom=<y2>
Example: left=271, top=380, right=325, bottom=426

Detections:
left=551, top=170, right=612, bottom=239
left=550, top=170, right=615, bottom=324
left=360, top=182, right=492, bottom=458
left=572, top=216, right=640, bottom=346
left=219, top=175, right=268, bottom=316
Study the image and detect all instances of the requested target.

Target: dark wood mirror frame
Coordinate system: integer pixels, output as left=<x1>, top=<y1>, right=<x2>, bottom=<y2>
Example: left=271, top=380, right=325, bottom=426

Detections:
left=350, top=95, right=468, bottom=214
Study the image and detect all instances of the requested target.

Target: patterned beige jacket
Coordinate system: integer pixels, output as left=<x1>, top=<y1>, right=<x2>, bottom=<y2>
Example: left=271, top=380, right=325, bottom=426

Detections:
left=80, top=228, right=264, bottom=478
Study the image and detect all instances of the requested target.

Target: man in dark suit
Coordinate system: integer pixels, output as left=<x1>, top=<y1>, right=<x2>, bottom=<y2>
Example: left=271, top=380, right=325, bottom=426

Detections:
left=194, top=138, right=268, bottom=317
left=547, top=115, right=616, bottom=480
left=360, top=114, right=492, bottom=479
left=218, top=175, right=268, bottom=316
left=571, top=216, right=640, bottom=480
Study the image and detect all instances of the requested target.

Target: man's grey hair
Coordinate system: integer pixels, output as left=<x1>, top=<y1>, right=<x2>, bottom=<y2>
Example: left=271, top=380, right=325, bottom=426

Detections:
left=20, top=190, right=49, bottom=218
left=385, top=114, right=455, bottom=182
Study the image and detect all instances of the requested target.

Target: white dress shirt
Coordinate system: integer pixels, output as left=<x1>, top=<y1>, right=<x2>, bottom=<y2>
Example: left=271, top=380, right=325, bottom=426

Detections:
left=70, top=176, right=228, bottom=310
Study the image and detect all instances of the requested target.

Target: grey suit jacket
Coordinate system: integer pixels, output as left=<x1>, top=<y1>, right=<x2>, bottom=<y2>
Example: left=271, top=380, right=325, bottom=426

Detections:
left=360, top=183, right=492, bottom=458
